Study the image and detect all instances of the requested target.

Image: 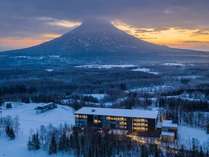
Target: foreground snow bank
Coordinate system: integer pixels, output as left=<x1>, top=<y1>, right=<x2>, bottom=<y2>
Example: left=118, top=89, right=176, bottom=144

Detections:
left=0, top=102, right=75, bottom=157
left=178, top=125, right=209, bottom=151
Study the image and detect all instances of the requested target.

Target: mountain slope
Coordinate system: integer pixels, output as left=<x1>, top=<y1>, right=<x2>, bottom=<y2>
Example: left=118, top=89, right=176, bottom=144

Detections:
left=1, top=20, right=208, bottom=64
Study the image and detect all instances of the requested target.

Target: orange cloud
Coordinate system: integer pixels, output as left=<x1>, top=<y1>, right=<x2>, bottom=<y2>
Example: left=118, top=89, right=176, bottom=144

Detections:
left=0, top=37, right=44, bottom=49
left=0, top=33, right=61, bottom=49
left=41, top=33, right=62, bottom=39
left=113, top=20, right=209, bottom=51
left=0, top=18, right=81, bottom=50
left=1, top=20, right=209, bottom=51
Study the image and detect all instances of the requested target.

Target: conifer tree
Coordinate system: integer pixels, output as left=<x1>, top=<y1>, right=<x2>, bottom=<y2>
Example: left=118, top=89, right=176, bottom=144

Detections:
left=27, top=133, right=40, bottom=150
left=49, top=133, right=57, bottom=154
left=5, top=126, right=15, bottom=140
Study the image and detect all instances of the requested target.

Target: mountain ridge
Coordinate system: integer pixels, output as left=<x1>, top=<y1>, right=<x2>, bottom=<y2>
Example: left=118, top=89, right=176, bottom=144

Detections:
left=0, top=20, right=208, bottom=64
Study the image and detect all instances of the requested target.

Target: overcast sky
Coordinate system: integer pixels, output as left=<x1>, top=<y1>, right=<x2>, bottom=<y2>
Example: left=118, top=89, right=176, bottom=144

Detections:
left=0, top=0, right=209, bottom=51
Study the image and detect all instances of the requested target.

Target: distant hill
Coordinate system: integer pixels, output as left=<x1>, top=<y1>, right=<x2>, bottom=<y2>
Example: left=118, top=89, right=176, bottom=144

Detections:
left=0, top=20, right=209, bottom=65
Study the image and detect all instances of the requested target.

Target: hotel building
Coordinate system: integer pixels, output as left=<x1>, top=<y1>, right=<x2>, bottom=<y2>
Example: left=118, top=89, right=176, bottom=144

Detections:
left=75, top=107, right=159, bottom=133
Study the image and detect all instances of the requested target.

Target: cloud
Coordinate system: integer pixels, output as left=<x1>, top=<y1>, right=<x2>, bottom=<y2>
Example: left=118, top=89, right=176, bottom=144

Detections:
left=0, top=37, right=46, bottom=49
left=41, top=33, right=62, bottom=39
left=47, top=20, right=81, bottom=28
left=113, top=20, right=209, bottom=51
left=36, top=17, right=81, bottom=28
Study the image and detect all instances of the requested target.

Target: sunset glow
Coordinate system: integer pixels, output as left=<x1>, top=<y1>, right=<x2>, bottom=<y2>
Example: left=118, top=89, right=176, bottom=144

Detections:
left=113, top=21, right=209, bottom=51
left=0, top=33, right=62, bottom=49
left=1, top=20, right=209, bottom=51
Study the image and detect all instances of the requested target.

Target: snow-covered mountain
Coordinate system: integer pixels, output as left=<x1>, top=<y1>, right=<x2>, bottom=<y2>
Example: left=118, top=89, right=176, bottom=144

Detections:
left=1, top=20, right=209, bottom=64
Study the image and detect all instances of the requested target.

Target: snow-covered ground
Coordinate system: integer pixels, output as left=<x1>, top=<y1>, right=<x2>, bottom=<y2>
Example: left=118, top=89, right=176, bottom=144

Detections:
left=75, top=64, right=136, bottom=69
left=83, top=93, right=106, bottom=100
left=49, top=55, right=60, bottom=58
left=178, top=126, right=209, bottom=151
left=11, top=56, right=44, bottom=60
left=131, top=67, right=159, bottom=75
left=0, top=102, right=75, bottom=157
left=129, top=85, right=175, bottom=93
left=177, top=75, right=201, bottom=79
left=1, top=102, right=209, bottom=155
left=162, top=63, right=185, bottom=67
left=75, top=65, right=160, bottom=75
left=45, top=69, right=54, bottom=72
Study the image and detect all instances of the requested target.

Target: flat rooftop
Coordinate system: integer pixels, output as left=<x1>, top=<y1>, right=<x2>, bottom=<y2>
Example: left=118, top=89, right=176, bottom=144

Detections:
left=75, top=107, right=159, bottom=119
left=161, top=131, right=175, bottom=137
left=162, top=120, right=178, bottom=128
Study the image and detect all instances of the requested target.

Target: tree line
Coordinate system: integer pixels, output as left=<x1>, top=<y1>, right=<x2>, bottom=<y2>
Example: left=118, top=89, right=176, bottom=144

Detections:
left=27, top=125, right=209, bottom=157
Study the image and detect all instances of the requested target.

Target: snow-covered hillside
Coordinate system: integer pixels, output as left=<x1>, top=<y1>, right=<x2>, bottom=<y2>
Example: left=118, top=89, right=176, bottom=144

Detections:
left=178, top=126, right=209, bottom=151
left=0, top=102, right=74, bottom=157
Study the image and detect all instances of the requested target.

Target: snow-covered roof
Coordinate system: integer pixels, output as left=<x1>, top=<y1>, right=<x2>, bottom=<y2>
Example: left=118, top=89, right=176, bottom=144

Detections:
left=75, top=107, right=159, bottom=119
left=162, top=120, right=178, bottom=128
left=161, top=131, right=175, bottom=137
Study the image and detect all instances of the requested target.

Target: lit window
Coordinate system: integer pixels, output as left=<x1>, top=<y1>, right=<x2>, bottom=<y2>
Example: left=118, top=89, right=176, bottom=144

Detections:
left=133, top=118, right=147, bottom=123
left=76, top=114, right=87, bottom=119
left=119, top=121, right=127, bottom=126
left=94, top=119, right=101, bottom=124
left=106, top=116, right=127, bottom=121
left=133, top=127, right=148, bottom=131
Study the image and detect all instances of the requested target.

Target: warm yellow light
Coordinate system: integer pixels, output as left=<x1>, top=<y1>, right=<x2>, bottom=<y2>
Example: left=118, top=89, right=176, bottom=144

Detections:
left=113, top=20, right=209, bottom=51
left=0, top=34, right=62, bottom=50
left=106, top=116, right=127, bottom=121
left=94, top=119, right=101, bottom=124
left=76, top=114, right=87, bottom=119
left=42, top=33, right=61, bottom=39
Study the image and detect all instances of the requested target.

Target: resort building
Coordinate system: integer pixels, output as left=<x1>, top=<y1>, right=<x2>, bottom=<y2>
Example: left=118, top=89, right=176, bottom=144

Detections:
left=160, top=120, right=178, bottom=142
left=75, top=107, right=160, bottom=133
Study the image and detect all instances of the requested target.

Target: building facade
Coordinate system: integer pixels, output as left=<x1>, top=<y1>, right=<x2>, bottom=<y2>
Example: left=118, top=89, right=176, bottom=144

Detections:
left=75, top=107, right=159, bottom=133
left=160, top=120, right=178, bottom=142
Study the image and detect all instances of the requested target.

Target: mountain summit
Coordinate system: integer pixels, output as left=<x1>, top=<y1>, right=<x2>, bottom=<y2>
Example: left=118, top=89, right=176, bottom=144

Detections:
left=1, top=20, right=208, bottom=64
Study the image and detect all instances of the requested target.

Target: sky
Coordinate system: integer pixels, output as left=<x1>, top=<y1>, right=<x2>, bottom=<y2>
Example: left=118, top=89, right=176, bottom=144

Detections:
left=0, top=0, right=209, bottom=51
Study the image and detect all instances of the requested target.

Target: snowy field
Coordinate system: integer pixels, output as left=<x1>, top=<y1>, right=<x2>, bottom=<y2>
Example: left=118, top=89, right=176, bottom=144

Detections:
left=45, top=69, right=54, bottom=72
left=11, top=56, right=44, bottom=60
left=75, top=65, right=160, bottom=75
left=75, top=64, right=136, bottom=69
left=0, top=102, right=75, bottom=157
left=178, top=126, right=209, bottom=151
left=129, top=85, right=175, bottom=93
left=83, top=93, right=106, bottom=100
left=0, top=102, right=209, bottom=156
left=131, top=67, right=159, bottom=75
left=162, top=63, right=185, bottom=66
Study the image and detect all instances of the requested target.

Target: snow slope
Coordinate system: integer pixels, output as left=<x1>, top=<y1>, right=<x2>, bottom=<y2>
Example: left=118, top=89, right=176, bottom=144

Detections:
left=178, top=126, right=209, bottom=151
left=0, top=102, right=75, bottom=157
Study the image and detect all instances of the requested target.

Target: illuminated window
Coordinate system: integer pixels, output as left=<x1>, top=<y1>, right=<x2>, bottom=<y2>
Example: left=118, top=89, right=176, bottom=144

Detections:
left=133, top=127, right=148, bottom=131
left=133, top=118, right=148, bottom=123
left=94, top=119, right=101, bottom=124
left=133, top=123, right=148, bottom=127
left=76, top=114, right=87, bottom=119
left=106, top=116, right=127, bottom=121
left=119, top=121, right=127, bottom=126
